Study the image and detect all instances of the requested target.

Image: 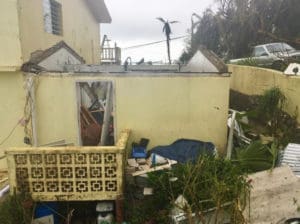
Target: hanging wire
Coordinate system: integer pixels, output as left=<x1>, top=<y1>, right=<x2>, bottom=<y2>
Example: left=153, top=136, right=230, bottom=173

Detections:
left=0, top=121, right=20, bottom=146
left=122, top=35, right=188, bottom=50
left=0, top=75, right=39, bottom=147
left=23, top=75, right=40, bottom=146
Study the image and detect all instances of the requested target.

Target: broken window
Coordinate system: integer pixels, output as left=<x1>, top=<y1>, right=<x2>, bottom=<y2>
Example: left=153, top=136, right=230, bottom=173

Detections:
left=76, top=81, right=115, bottom=146
left=43, top=0, right=63, bottom=35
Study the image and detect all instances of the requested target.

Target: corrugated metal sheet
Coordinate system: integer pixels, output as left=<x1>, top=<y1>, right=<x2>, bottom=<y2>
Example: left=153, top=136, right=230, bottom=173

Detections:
left=280, top=143, right=300, bottom=177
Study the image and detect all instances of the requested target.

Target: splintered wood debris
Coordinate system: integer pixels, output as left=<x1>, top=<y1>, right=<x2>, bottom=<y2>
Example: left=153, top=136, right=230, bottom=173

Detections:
left=0, top=170, right=8, bottom=189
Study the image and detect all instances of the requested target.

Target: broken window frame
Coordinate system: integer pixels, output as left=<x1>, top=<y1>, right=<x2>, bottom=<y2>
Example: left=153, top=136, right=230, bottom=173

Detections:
left=75, top=80, right=116, bottom=146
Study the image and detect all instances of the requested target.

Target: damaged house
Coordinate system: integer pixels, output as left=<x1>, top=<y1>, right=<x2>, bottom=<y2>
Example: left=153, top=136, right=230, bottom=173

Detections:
left=0, top=0, right=231, bottom=222
left=1, top=1, right=300, bottom=224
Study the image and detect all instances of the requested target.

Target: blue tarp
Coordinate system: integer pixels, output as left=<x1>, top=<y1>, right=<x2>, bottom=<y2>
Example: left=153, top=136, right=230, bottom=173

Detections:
left=150, top=139, right=216, bottom=163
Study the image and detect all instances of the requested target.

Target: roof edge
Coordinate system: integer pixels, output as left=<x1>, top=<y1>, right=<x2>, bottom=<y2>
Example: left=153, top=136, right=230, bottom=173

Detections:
left=21, top=41, right=86, bottom=73
left=29, top=41, right=85, bottom=65
left=198, top=46, right=228, bottom=73
left=85, top=0, right=112, bottom=23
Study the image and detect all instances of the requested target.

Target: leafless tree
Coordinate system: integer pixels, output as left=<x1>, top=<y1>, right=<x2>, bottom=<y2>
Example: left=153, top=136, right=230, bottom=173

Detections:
left=156, top=17, right=179, bottom=64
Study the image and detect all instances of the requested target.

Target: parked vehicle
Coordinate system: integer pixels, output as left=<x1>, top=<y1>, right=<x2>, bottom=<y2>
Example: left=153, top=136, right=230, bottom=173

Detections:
left=229, top=42, right=300, bottom=69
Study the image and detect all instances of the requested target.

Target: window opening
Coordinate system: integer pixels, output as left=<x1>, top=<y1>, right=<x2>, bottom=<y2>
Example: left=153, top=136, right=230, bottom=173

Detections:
left=43, top=0, right=63, bottom=35
left=253, top=47, right=267, bottom=57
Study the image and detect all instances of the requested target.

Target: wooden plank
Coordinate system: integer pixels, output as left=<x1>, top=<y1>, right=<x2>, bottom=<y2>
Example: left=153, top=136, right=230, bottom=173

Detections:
left=81, top=106, right=98, bottom=125
left=40, top=140, right=66, bottom=146
left=79, top=82, right=99, bottom=108
left=100, top=82, right=113, bottom=146
left=80, top=111, right=90, bottom=126
left=6, top=153, right=16, bottom=196
left=132, top=160, right=177, bottom=176
left=0, top=170, right=8, bottom=187
left=0, top=178, right=8, bottom=184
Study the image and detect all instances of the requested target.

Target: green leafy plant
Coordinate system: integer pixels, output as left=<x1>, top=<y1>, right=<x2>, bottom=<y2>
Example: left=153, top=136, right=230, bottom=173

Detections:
left=256, top=87, right=300, bottom=146
left=235, top=58, right=259, bottom=67
left=0, top=192, right=34, bottom=224
left=258, top=87, right=286, bottom=128
left=232, top=141, right=276, bottom=173
left=147, top=156, right=251, bottom=224
left=123, top=179, right=170, bottom=224
left=230, top=87, right=300, bottom=174
left=239, top=87, right=300, bottom=147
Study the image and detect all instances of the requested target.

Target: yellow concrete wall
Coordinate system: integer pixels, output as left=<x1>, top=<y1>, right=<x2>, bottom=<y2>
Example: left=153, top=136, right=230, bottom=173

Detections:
left=18, top=0, right=100, bottom=64
left=34, top=76, right=79, bottom=146
left=229, top=65, right=300, bottom=123
left=35, top=74, right=230, bottom=152
left=0, top=0, right=22, bottom=69
left=0, top=72, right=27, bottom=168
left=280, top=76, right=300, bottom=124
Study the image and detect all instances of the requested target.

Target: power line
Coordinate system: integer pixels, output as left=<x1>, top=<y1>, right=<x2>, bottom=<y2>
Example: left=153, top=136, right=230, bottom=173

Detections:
left=122, top=35, right=189, bottom=50
left=0, top=121, right=20, bottom=146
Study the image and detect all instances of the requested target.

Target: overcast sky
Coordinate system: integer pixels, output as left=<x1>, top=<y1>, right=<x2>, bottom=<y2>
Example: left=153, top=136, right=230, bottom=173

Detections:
left=102, top=0, right=215, bottom=63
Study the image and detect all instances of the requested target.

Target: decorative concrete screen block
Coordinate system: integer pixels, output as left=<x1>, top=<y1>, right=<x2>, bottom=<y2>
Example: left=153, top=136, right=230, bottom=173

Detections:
left=14, top=153, right=116, bottom=192
left=6, top=130, right=130, bottom=201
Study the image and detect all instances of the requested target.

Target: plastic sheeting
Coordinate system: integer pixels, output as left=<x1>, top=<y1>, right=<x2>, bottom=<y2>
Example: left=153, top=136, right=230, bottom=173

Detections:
left=150, top=139, right=216, bottom=163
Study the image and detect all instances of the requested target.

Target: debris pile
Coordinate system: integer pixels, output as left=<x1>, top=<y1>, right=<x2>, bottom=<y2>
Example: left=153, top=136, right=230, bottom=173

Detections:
left=245, top=166, right=300, bottom=223
left=0, top=170, right=8, bottom=199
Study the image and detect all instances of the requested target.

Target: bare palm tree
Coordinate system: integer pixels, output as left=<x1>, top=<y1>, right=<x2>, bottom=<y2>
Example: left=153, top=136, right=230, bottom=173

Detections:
left=156, top=17, right=178, bottom=64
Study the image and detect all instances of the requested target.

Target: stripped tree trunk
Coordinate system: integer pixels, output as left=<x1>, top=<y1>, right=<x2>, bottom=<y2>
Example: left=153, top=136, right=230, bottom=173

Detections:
left=167, top=37, right=171, bottom=64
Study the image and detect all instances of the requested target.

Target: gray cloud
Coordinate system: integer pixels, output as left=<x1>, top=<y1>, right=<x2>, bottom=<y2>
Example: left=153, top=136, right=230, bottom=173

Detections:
left=101, top=0, right=215, bottom=61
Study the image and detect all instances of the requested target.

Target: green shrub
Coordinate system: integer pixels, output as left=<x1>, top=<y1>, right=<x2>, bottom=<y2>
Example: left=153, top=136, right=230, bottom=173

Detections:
left=236, top=58, right=259, bottom=67
left=0, top=192, right=34, bottom=224
left=232, top=141, right=276, bottom=173
left=146, top=156, right=251, bottom=224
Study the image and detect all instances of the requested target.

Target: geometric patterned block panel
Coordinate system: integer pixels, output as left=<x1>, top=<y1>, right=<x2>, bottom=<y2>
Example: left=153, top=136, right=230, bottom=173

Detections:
left=12, top=152, right=121, bottom=200
left=6, top=130, right=129, bottom=201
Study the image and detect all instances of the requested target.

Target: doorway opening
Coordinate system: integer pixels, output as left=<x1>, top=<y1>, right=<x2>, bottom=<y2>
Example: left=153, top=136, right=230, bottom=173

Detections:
left=76, top=81, right=115, bottom=146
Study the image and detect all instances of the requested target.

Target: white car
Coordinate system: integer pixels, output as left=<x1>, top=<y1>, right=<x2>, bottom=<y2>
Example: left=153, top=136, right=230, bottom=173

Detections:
left=230, top=42, right=300, bottom=69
